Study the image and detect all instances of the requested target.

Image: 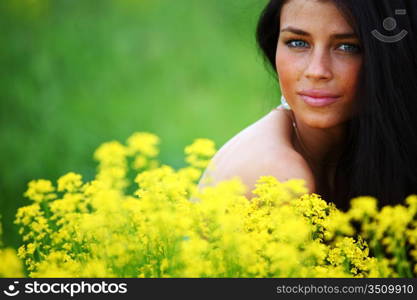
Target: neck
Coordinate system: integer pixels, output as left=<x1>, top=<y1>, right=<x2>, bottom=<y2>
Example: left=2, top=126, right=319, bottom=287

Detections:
left=290, top=111, right=347, bottom=173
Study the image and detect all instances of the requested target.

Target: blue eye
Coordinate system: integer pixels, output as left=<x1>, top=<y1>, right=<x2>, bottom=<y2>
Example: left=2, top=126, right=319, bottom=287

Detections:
left=286, top=39, right=309, bottom=48
left=285, top=39, right=361, bottom=54
left=339, top=43, right=361, bottom=53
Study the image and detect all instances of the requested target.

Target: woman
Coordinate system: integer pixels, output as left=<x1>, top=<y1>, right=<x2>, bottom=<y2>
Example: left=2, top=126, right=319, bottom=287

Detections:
left=198, top=0, right=417, bottom=211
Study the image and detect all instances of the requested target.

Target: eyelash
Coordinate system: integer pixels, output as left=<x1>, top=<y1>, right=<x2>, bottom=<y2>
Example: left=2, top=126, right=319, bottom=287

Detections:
left=284, top=39, right=361, bottom=54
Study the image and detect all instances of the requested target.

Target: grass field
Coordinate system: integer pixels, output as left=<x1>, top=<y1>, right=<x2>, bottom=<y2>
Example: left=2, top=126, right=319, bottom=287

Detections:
left=0, top=0, right=281, bottom=248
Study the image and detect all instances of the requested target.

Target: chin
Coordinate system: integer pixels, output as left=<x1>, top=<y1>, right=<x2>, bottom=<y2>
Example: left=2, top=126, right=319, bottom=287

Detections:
left=295, top=100, right=351, bottom=126
left=301, top=113, right=345, bottom=129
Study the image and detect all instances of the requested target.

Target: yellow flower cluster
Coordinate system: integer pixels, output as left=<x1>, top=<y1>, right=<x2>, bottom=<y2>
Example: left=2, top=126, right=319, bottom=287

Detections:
left=3, top=132, right=417, bottom=278
left=0, top=219, right=24, bottom=277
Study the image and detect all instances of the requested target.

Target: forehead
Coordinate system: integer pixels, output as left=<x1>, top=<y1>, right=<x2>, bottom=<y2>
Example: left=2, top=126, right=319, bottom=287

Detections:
left=280, top=0, right=353, bottom=32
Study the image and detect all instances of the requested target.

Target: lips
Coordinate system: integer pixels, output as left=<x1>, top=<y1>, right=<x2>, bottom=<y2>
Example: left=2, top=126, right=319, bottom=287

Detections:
left=298, top=90, right=341, bottom=107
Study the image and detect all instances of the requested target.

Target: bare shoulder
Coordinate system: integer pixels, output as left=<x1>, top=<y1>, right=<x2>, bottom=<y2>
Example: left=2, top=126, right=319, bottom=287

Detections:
left=197, top=108, right=316, bottom=198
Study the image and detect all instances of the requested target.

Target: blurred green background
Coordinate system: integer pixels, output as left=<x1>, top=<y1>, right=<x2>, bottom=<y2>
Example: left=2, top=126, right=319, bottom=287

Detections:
left=0, top=0, right=281, bottom=248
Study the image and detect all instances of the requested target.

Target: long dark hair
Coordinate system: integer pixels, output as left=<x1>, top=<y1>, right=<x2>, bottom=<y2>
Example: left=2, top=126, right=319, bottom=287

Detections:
left=256, top=0, right=417, bottom=210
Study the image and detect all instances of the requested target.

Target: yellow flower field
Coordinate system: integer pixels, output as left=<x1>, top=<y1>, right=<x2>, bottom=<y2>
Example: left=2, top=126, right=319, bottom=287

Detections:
left=1, top=132, right=416, bottom=277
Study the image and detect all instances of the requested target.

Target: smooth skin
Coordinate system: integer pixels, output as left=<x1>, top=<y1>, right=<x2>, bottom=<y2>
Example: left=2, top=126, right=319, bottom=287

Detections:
left=198, top=0, right=363, bottom=199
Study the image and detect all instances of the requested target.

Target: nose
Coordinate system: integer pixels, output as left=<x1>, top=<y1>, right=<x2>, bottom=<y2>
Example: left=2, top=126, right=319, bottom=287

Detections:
left=305, top=48, right=333, bottom=81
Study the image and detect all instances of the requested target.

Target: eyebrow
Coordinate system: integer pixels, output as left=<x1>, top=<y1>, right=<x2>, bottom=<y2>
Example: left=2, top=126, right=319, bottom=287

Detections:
left=280, top=26, right=357, bottom=39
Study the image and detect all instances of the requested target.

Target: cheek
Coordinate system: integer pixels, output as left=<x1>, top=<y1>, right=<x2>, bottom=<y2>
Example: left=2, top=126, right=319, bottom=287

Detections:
left=337, top=60, right=363, bottom=100
left=275, top=47, right=299, bottom=95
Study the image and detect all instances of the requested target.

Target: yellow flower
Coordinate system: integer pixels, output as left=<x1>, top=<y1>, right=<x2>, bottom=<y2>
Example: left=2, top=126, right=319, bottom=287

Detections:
left=184, top=138, right=216, bottom=169
left=126, top=132, right=160, bottom=157
left=94, top=141, right=127, bottom=166
left=24, top=179, right=56, bottom=202
left=0, top=219, right=24, bottom=277
left=348, top=196, right=378, bottom=221
left=57, top=172, right=83, bottom=192
left=185, top=138, right=216, bottom=157
left=132, top=155, right=147, bottom=169
left=406, top=195, right=417, bottom=215
left=0, top=248, right=24, bottom=277
left=13, top=131, right=417, bottom=278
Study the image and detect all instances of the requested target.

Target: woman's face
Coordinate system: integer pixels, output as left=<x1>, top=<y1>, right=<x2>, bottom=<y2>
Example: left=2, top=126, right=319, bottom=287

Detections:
left=276, top=0, right=363, bottom=129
